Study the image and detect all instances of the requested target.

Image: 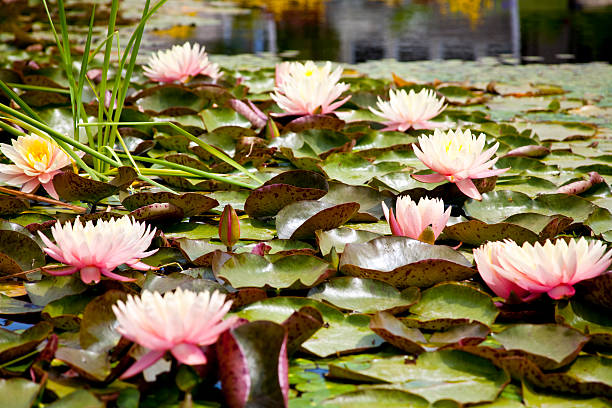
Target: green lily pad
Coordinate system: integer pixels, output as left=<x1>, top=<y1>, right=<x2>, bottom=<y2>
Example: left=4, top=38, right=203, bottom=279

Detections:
left=522, top=381, right=612, bottom=408
left=42, top=294, right=91, bottom=330
left=276, top=201, right=360, bottom=240
left=54, top=347, right=111, bottom=382
left=369, top=312, right=426, bottom=354
left=405, top=282, right=498, bottom=329
left=0, top=322, right=53, bottom=363
left=284, top=114, right=345, bottom=133
left=0, top=378, right=41, bottom=408
left=213, top=253, right=332, bottom=289
left=491, top=324, right=589, bottom=370
left=320, top=182, right=390, bottom=221
left=339, top=237, right=475, bottom=289
left=321, top=153, right=405, bottom=185
left=0, top=294, right=43, bottom=315
left=281, top=306, right=324, bottom=356
left=316, top=227, right=381, bottom=256
left=236, top=297, right=383, bottom=357
left=80, top=290, right=127, bottom=353
left=45, top=390, right=104, bottom=408
left=25, top=276, right=87, bottom=306
left=307, top=277, right=419, bottom=314
left=464, top=191, right=595, bottom=224
left=133, top=84, right=209, bottom=115
left=514, top=122, right=596, bottom=142
left=163, top=219, right=276, bottom=241
left=328, top=350, right=510, bottom=405
left=322, top=389, right=431, bottom=408
left=556, top=300, right=612, bottom=347
left=0, top=225, right=46, bottom=275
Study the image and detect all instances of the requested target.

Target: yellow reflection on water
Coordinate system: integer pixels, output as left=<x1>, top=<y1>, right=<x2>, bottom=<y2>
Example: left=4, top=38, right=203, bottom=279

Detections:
left=436, top=0, right=494, bottom=27
left=237, top=0, right=325, bottom=20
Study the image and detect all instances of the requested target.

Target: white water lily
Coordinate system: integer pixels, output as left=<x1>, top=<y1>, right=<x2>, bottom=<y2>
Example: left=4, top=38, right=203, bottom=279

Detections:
left=412, top=128, right=508, bottom=200
left=143, top=42, right=221, bottom=83
left=370, top=88, right=446, bottom=131
left=271, top=61, right=350, bottom=115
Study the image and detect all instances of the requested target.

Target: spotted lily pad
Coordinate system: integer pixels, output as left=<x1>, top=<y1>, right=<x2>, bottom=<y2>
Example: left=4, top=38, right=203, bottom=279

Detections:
left=244, top=170, right=328, bottom=218
left=556, top=300, right=612, bottom=347
left=276, top=201, right=360, bottom=240
left=122, top=192, right=218, bottom=217
left=316, top=227, right=381, bottom=256
left=339, top=237, right=475, bottom=289
left=53, top=171, right=118, bottom=203
left=0, top=195, right=29, bottom=217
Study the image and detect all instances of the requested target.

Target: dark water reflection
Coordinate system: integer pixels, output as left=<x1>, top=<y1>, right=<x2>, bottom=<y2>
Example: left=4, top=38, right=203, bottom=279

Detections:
left=149, top=0, right=612, bottom=64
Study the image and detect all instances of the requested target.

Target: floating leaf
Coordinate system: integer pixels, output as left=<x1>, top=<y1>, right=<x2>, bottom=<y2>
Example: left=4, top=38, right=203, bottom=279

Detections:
left=0, top=195, right=29, bottom=217
left=276, top=201, right=360, bottom=240
left=405, top=282, right=498, bottom=329
left=369, top=312, right=426, bottom=354
left=0, top=322, right=52, bottom=363
left=237, top=297, right=383, bottom=357
left=213, top=253, right=332, bottom=289
left=308, top=277, right=419, bottom=314
left=316, top=227, right=380, bottom=256
left=0, top=378, right=40, bottom=408
left=328, top=350, right=509, bottom=405
left=556, top=300, right=612, bottom=347
left=122, top=192, right=218, bottom=217
left=53, top=171, right=118, bottom=203
left=339, top=237, right=475, bottom=289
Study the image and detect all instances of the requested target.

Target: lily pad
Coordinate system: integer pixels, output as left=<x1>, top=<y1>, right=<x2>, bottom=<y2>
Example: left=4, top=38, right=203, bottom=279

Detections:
left=244, top=183, right=328, bottom=218
left=0, top=378, right=41, bottom=408
left=0, top=195, right=29, bottom=217
left=53, top=171, right=118, bottom=203
left=556, top=300, right=612, bottom=347
left=328, top=350, right=510, bottom=405
left=307, top=277, right=419, bottom=314
left=122, top=192, right=218, bottom=217
left=316, top=227, right=380, bottom=256
left=213, top=253, right=332, bottom=289
left=339, top=237, right=475, bottom=289
left=237, top=297, right=383, bottom=357
left=442, top=219, right=539, bottom=245
left=405, top=282, right=499, bottom=329
left=276, top=201, right=360, bottom=240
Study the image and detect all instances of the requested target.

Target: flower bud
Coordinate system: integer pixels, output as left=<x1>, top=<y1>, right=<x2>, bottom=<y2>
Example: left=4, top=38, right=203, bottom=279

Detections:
left=219, top=204, right=240, bottom=248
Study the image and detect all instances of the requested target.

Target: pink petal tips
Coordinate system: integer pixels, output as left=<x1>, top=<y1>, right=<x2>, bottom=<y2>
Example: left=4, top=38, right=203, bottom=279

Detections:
left=38, top=216, right=158, bottom=284
left=112, top=288, right=238, bottom=379
left=412, top=128, right=509, bottom=200
left=271, top=61, right=350, bottom=116
left=473, top=238, right=612, bottom=302
left=369, top=88, right=446, bottom=131
left=0, top=134, right=73, bottom=199
left=382, top=196, right=451, bottom=243
left=143, top=42, right=222, bottom=83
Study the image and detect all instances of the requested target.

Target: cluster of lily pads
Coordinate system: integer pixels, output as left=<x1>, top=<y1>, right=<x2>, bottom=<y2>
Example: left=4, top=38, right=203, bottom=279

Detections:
left=1, top=34, right=612, bottom=408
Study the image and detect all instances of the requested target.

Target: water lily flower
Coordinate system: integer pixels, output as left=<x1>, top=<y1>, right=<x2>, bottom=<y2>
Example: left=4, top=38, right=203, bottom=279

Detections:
left=369, top=88, right=446, bottom=131
left=271, top=61, right=350, bottom=116
left=38, top=216, right=157, bottom=284
left=412, top=128, right=509, bottom=200
left=0, top=134, right=73, bottom=199
left=113, top=288, right=238, bottom=379
left=382, top=196, right=451, bottom=243
left=143, top=42, right=222, bottom=83
left=473, top=238, right=612, bottom=301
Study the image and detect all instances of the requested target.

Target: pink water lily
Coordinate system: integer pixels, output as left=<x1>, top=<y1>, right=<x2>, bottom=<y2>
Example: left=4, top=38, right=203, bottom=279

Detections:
left=473, top=238, right=612, bottom=301
left=38, top=216, right=157, bottom=284
left=143, top=42, right=222, bottom=83
left=412, top=128, right=509, bottom=200
left=271, top=61, right=350, bottom=116
left=369, top=88, right=446, bottom=131
left=113, top=288, right=238, bottom=379
left=382, top=196, right=451, bottom=242
left=0, top=134, right=73, bottom=199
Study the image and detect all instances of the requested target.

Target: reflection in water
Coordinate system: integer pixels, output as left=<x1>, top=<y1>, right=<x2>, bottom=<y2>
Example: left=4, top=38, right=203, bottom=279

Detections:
left=436, top=0, right=493, bottom=27
left=147, top=0, right=612, bottom=64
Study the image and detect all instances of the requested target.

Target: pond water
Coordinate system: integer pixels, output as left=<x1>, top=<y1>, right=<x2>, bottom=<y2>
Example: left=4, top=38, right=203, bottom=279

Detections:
left=145, top=0, right=612, bottom=64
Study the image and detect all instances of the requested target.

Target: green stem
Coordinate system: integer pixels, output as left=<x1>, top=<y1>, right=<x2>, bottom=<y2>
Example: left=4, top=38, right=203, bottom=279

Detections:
left=5, top=83, right=70, bottom=94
